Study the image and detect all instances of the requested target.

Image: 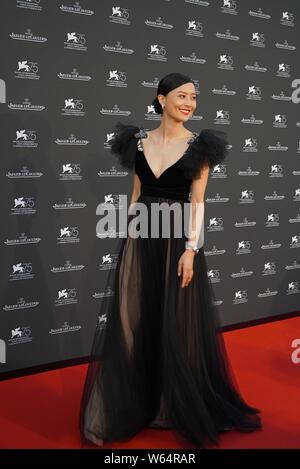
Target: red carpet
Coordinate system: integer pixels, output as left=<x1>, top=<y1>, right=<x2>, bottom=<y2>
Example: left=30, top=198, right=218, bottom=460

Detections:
left=0, top=316, right=299, bottom=449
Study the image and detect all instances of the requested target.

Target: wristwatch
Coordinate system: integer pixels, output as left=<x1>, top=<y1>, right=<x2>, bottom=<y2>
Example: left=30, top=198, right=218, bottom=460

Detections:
left=185, top=242, right=200, bottom=254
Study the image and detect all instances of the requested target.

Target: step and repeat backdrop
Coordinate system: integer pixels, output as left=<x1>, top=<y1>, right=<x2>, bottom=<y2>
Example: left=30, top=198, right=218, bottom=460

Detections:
left=0, top=0, right=299, bottom=374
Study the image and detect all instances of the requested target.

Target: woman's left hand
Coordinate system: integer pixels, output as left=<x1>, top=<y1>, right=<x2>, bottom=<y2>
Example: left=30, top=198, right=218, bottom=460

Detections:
left=177, top=250, right=195, bottom=288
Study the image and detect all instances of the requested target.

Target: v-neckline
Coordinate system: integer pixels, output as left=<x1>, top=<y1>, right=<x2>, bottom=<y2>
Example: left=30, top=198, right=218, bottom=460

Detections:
left=138, top=130, right=198, bottom=180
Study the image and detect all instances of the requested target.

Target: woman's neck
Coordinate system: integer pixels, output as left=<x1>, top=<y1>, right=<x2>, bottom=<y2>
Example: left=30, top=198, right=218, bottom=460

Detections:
left=152, top=118, right=191, bottom=143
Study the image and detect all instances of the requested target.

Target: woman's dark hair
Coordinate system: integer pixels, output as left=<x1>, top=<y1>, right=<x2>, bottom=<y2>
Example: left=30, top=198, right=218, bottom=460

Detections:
left=152, top=72, right=194, bottom=114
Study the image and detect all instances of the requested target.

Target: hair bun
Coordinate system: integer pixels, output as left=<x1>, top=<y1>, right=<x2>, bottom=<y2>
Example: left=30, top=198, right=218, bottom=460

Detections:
left=152, top=96, right=163, bottom=115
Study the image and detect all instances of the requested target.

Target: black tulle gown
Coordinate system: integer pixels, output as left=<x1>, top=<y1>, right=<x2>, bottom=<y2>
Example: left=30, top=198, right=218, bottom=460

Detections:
left=79, top=122, right=262, bottom=448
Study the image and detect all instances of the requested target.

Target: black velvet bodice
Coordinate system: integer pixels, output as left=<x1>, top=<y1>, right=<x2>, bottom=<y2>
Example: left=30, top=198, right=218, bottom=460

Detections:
left=109, top=122, right=229, bottom=201
left=134, top=132, right=197, bottom=202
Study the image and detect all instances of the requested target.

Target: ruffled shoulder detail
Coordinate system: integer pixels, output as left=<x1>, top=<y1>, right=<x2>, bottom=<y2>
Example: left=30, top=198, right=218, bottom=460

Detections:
left=109, top=121, right=141, bottom=170
left=178, top=128, right=229, bottom=179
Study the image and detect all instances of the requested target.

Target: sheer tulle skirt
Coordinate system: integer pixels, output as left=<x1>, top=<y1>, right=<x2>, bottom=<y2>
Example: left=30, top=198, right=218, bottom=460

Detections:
left=79, top=194, right=262, bottom=448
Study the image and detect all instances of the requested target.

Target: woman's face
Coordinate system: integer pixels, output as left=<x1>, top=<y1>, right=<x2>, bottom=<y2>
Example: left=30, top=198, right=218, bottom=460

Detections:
left=158, top=82, right=197, bottom=121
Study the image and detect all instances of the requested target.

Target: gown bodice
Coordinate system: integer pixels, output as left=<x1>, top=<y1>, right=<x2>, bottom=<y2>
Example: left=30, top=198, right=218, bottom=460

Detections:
left=109, top=122, right=230, bottom=203
left=134, top=130, right=199, bottom=202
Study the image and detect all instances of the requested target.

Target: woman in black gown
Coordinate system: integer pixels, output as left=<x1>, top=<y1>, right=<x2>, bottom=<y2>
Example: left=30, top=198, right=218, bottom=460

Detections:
left=79, top=73, right=262, bottom=448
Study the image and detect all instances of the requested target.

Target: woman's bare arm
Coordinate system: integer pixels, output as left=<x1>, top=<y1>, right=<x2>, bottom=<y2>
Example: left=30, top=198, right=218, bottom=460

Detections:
left=185, top=164, right=209, bottom=251
left=190, top=164, right=209, bottom=204
left=178, top=164, right=210, bottom=287
left=129, top=172, right=141, bottom=205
